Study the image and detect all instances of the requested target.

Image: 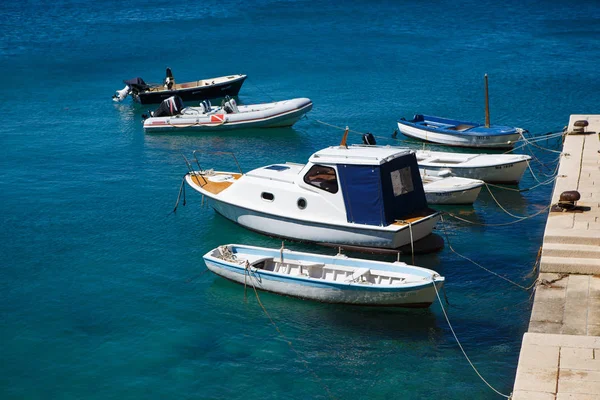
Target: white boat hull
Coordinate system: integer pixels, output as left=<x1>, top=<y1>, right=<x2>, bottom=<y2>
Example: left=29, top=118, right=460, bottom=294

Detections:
left=425, top=187, right=481, bottom=205
left=419, top=162, right=528, bottom=184
left=415, top=150, right=530, bottom=184
left=208, top=197, right=440, bottom=249
left=398, top=123, right=521, bottom=149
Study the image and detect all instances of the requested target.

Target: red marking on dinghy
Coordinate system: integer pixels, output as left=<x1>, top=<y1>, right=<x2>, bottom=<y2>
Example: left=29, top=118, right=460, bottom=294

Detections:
left=151, top=121, right=167, bottom=125
left=210, top=114, right=225, bottom=123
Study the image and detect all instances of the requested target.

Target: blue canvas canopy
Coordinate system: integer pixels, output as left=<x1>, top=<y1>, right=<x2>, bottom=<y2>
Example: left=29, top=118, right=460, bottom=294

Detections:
left=337, top=153, right=427, bottom=226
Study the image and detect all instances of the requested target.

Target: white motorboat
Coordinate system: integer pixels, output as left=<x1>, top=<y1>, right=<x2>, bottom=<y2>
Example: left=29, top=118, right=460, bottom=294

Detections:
left=183, top=139, right=440, bottom=250
left=415, top=149, right=532, bottom=184
left=204, top=244, right=445, bottom=308
left=143, top=96, right=312, bottom=132
left=422, top=175, right=484, bottom=205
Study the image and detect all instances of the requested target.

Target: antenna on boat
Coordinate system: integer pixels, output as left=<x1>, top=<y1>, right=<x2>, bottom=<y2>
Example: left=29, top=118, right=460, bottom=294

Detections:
left=484, top=74, right=490, bottom=128
left=339, top=126, right=349, bottom=148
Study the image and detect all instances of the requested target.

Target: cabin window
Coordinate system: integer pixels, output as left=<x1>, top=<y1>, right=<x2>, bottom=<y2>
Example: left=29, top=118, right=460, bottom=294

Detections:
left=303, top=165, right=339, bottom=194
left=261, top=192, right=275, bottom=201
left=390, top=167, right=414, bottom=196
left=297, top=198, right=307, bottom=210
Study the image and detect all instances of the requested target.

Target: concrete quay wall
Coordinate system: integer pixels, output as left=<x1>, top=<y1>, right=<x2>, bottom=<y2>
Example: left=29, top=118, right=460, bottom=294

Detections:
left=512, top=115, right=600, bottom=400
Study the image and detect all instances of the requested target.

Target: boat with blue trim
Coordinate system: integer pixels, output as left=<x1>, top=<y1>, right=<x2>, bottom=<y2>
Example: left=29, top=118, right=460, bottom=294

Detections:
left=204, top=244, right=444, bottom=307
left=397, top=114, right=524, bottom=149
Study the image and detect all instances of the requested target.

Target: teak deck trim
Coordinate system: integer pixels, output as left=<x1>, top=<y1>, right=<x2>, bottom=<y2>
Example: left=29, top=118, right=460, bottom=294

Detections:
left=393, top=208, right=438, bottom=225
left=190, top=173, right=242, bottom=195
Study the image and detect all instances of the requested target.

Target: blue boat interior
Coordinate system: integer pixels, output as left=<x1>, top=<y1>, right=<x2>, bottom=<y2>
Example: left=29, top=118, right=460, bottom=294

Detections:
left=403, top=114, right=517, bottom=136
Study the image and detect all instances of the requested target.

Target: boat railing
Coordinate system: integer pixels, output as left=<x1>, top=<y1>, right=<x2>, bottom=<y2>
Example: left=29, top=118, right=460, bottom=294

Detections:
left=192, top=150, right=243, bottom=175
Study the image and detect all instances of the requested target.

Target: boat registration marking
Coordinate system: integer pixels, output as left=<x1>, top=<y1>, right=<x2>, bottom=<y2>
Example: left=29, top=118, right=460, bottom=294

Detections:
left=495, top=163, right=514, bottom=169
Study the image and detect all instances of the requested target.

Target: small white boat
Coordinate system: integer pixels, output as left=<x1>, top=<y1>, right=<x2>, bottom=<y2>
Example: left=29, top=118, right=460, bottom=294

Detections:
left=422, top=175, right=484, bottom=205
left=204, top=244, right=445, bottom=308
left=415, top=149, right=531, bottom=184
left=143, top=96, right=312, bottom=132
left=183, top=138, right=440, bottom=250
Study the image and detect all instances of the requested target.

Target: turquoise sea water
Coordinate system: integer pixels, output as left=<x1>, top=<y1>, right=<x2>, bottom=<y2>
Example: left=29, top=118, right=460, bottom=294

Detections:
left=2, top=0, right=600, bottom=398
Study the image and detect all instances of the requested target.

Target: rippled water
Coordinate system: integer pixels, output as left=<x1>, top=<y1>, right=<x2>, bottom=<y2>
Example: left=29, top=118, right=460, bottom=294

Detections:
left=1, top=0, right=599, bottom=398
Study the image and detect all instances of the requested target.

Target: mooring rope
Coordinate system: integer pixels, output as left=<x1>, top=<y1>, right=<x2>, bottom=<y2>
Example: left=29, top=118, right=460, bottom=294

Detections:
left=439, top=215, right=538, bottom=291
left=185, top=268, right=212, bottom=283
left=444, top=204, right=551, bottom=227
left=245, top=79, right=276, bottom=102
left=482, top=183, right=554, bottom=220
left=432, top=281, right=511, bottom=399
left=310, top=119, right=561, bottom=188
left=312, top=119, right=421, bottom=145
left=243, top=268, right=337, bottom=400
left=517, top=132, right=564, bottom=154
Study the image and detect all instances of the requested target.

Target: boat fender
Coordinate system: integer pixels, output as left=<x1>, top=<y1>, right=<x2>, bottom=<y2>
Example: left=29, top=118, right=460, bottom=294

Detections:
left=362, top=132, right=376, bottom=146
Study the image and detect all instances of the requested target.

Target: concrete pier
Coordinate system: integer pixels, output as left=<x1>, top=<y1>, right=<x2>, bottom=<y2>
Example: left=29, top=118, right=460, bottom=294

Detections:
left=512, top=115, right=600, bottom=399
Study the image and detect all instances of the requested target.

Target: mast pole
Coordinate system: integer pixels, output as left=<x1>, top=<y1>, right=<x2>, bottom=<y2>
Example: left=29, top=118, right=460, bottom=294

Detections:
left=484, top=74, right=490, bottom=128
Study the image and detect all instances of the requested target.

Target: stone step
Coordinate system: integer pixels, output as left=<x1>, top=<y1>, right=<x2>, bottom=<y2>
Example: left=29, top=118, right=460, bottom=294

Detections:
left=542, top=242, right=600, bottom=259
left=544, top=229, right=600, bottom=246
left=540, top=255, right=600, bottom=274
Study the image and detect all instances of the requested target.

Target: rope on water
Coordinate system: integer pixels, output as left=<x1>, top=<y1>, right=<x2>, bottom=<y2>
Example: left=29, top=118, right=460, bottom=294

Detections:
left=432, top=281, right=511, bottom=399
left=482, top=183, right=552, bottom=220
left=243, top=268, right=338, bottom=400
left=185, top=268, right=212, bottom=283
left=245, top=79, right=276, bottom=102
left=312, top=119, right=421, bottom=145
left=518, top=131, right=564, bottom=154
left=444, top=204, right=551, bottom=227
left=439, top=215, right=538, bottom=291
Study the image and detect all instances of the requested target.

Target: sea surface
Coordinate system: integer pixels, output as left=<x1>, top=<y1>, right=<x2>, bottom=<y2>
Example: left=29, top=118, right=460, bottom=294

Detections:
left=2, top=0, right=600, bottom=399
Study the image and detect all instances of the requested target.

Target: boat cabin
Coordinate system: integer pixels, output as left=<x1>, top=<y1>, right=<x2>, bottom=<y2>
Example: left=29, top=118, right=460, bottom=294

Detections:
left=298, top=145, right=429, bottom=226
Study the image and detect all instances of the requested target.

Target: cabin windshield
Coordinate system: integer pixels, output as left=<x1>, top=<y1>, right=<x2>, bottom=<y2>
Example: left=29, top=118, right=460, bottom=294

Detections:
left=303, top=165, right=339, bottom=194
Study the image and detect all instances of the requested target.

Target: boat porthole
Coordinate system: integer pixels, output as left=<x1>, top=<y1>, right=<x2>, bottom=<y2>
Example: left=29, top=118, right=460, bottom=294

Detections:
left=297, top=198, right=307, bottom=209
left=261, top=192, right=274, bottom=202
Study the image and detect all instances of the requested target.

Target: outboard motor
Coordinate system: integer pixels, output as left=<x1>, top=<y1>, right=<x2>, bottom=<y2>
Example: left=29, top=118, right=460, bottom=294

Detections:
left=151, top=95, right=184, bottom=117
left=112, top=85, right=131, bottom=102
left=223, top=98, right=239, bottom=114
left=200, top=99, right=212, bottom=114
left=362, top=132, right=376, bottom=145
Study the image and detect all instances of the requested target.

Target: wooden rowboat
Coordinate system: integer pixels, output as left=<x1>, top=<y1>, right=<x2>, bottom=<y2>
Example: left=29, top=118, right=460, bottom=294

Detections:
left=203, top=244, right=445, bottom=308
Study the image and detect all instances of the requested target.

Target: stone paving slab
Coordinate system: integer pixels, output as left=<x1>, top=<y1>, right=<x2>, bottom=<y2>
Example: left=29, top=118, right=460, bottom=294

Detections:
left=513, top=117, right=600, bottom=400
left=513, top=333, right=600, bottom=399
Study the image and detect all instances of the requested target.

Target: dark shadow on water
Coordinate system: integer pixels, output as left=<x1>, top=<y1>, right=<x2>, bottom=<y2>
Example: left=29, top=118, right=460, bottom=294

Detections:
left=205, top=274, right=442, bottom=340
